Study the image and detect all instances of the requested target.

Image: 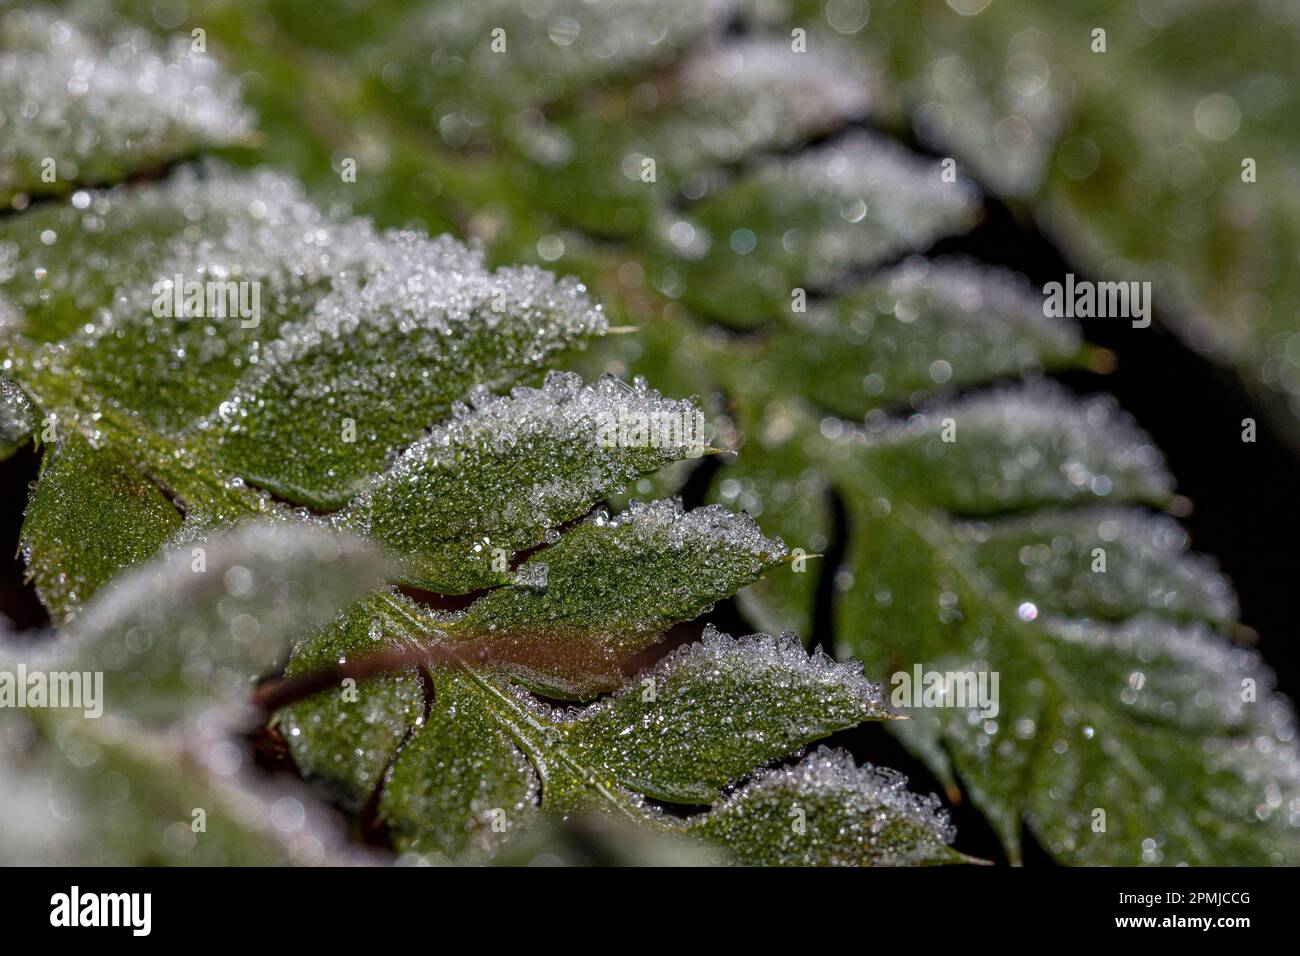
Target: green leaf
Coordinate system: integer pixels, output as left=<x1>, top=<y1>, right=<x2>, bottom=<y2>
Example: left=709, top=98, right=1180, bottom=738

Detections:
left=11, top=0, right=1296, bottom=869
left=0, top=708, right=371, bottom=865
left=668, top=133, right=981, bottom=327
left=860, top=0, right=1300, bottom=438
left=62, top=521, right=390, bottom=722
left=207, top=233, right=606, bottom=508
left=0, top=521, right=389, bottom=864
left=444, top=499, right=788, bottom=698
left=374, top=0, right=742, bottom=139
left=20, top=432, right=182, bottom=622
left=275, top=590, right=426, bottom=813
left=0, top=164, right=625, bottom=601
left=763, top=259, right=1085, bottom=418
left=0, top=165, right=363, bottom=357
left=850, top=386, right=1172, bottom=514
left=376, top=666, right=541, bottom=860
left=690, top=747, right=970, bottom=866
left=0, top=374, right=36, bottom=460
left=1, top=149, right=886, bottom=862
left=340, top=372, right=709, bottom=593
left=292, top=2, right=1298, bottom=865
left=0, top=7, right=252, bottom=206
left=818, top=387, right=1297, bottom=864
left=367, top=625, right=898, bottom=858
left=512, top=34, right=874, bottom=237
left=281, top=499, right=791, bottom=821
left=548, top=628, right=892, bottom=804
left=719, top=382, right=1293, bottom=865
left=956, top=508, right=1237, bottom=627
left=710, top=375, right=1297, bottom=864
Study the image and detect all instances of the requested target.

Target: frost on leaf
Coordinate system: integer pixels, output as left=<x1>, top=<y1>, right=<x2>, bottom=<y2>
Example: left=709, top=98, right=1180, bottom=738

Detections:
left=0, top=523, right=389, bottom=865
left=0, top=374, right=35, bottom=460
left=690, top=747, right=966, bottom=866
left=20, top=433, right=182, bottom=622
left=901, top=25, right=1064, bottom=199
left=1, top=166, right=607, bottom=493
left=948, top=615, right=1300, bottom=865
left=275, top=591, right=428, bottom=813
left=279, top=501, right=791, bottom=817
left=515, top=34, right=875, bottom=235
left=66, top=0, right=1286, bottom=869
left=383, top=0, right=741, bottom=133
left=858, top=384, right=1173, bottom=514
left=366, top=625, right=903, bottom=858
left=861, top=0, right=1300, bottom=441
left=62, top=522, right=389, bottom=724
left=0, top=165, right=380, bottom=418
left=552, top=627, right=891, bottom=803
left=0, top=3, right=986, bottom=869
left=446, top=500, right=788, bottom=698
left=814, top=388, right=1300, bottom=864
left=685, top=243, right=1294, bottom=864
left=209, top=230, right=607, bottom=508
left=378, top=668, right=542, bottom=860
left=664, top=37, right=873, bottom=167
left=955, top=508, right=1238, bottom=627
left=2, top=167, right=644, bottom=613
left=0, top=8, right=253, bottom=205
left=766, top=258, right=1083, bottom=417
left=6, top=711, right=372, bottom=865
left=671, top=132, right=982, bottom=326
left=341, top=371, right=708, bottom=593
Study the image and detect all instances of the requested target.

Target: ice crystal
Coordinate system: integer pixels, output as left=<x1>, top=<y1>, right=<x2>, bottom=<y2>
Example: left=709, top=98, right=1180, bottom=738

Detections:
left=0, top=8, right=253, bottom=203
left=662, top=36, right=872, bottom=167
left=744, top=131, right=980, bottom=286
left=956, top=507, right=1238, bottom=626
left=451, top=500, right=788, bottom=699
left=692, top=747, right=961, bottom=866
left=394, top=0, right=740, bottom=115
left=64, top=523, right=389, bottom=723
left=344, top=371, right=705, bottom=592
left=0, top=375, right=34, bottom=457
left=545, top=626, right=891, bottom=803
left=861, top=383, right=1174, bottom=514
left=777, top=256, right=1082, bottom=415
